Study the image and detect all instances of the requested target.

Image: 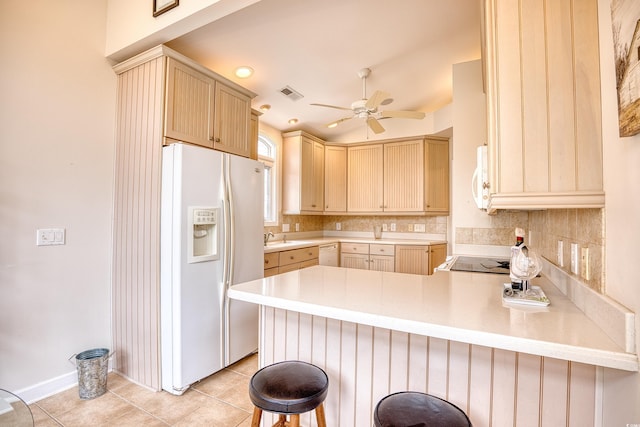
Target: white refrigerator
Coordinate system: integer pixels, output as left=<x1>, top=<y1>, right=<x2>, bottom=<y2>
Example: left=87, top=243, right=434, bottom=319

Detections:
left=160, top=143, right=264, bottom=395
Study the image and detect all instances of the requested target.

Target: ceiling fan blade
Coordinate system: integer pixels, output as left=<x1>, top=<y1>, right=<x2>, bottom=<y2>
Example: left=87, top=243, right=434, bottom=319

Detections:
left=310, top=103, right=352, bottom=111
left=380, top=110, right=426, bottom=120
left=365, top=90, right=392, bottom=110
left=367, top=117, right=385, bottom=134
left=326, top=116, right=353, bottom=127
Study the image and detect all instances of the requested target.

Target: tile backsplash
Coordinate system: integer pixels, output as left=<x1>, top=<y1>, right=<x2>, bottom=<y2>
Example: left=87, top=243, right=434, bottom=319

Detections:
left=265, top=208, right=604, bottom=294
left=454, top=209, right=604, bottom=293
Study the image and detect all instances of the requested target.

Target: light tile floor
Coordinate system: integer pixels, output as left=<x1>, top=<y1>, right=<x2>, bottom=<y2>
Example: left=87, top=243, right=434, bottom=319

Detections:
left=30, top=353, right=258, bottom=426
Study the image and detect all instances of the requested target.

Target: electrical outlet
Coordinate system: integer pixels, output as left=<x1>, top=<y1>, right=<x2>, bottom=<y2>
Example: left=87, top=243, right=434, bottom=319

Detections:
left=581, top=247, right=590, bottom=280
left=390, top=223, right=396, bottom=232
left=570, top=243, right=579, bottom=275
left=382, top=224, right=388, bottom=232
left=295, top=223, right=300, bottom=232
left=557, top=240, right=564, bottom=267
left=336, top=222, right=341, bottom=231
left=282, top=223, right=290, bottom=232
left=407, top=224, right=414, bottom=232
left=414, top=224, right=426, bottom=232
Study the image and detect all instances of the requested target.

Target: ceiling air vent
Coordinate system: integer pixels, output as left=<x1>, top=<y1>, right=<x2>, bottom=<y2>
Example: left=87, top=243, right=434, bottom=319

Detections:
left=279, top=85, right=304, bottom=101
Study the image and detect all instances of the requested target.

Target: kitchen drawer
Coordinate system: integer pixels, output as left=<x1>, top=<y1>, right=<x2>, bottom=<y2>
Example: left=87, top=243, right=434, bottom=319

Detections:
left=340, top=242, right=369, bottom=254
left=264, top=252, right=279, bottom=269
left=369, top=244, right=394, bottom=256
left=264, top=266, right=279, bottom=277
left=278, top=263, right=301, bottom=274
left=299, top=258, right=319, bottom=269
left=279, top=246, right=319, bottom=266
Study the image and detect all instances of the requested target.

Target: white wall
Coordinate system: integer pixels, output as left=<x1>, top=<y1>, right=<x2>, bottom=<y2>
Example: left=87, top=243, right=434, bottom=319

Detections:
left=105, top=0, right=261, bottom=61
left=0, top=1, right=116, bottom=400
left=598, top=0, right=640, bottom=424
left=449, top=60, right=508, bottom=256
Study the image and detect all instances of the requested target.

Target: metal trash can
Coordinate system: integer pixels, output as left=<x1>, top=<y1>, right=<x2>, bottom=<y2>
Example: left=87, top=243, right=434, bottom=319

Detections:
left=69, top=348, right=111, bottom=399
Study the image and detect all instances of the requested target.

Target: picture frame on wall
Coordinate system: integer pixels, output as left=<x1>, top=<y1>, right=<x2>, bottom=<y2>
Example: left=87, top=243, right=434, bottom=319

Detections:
left=153, top=0, right=179, bottom=17
left=611, top=0, right=640, bottom=137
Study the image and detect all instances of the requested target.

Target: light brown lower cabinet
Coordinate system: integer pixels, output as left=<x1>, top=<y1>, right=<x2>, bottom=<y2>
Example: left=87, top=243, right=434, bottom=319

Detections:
left=263, top=246, right=319, bottom=276
left=340, top=243, right=395, bottom=272
left=394, top=243, right=447, bottom=276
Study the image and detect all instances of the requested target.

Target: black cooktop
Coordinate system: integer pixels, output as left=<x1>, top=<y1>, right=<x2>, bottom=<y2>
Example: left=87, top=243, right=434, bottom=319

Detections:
left=450, top=256, right=511, bottom=274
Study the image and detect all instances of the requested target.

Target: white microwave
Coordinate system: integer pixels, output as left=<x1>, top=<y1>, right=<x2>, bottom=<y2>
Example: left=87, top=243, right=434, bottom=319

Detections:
left=472, top=145, right=489, bottom=209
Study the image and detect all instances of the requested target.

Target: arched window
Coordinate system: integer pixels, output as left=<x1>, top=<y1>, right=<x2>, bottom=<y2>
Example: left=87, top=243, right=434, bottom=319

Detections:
left=258, top=134, right=277, bottom=225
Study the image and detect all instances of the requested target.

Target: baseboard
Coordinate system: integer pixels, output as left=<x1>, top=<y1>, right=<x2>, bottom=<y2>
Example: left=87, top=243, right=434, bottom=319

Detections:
left=14, top=370, right=79, bottom=404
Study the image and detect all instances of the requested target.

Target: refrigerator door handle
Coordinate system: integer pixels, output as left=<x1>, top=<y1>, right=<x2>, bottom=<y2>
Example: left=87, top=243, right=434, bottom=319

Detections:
left=222, top=154, right=236, bottom=366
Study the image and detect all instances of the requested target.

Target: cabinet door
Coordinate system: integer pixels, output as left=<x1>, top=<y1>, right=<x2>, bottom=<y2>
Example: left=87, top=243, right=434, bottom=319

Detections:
left=249, top=109, right=260, bottom=160
left=312, top=140, right=325, bottom=211
left=383, top=140, right=424, bottom=212
left=370, top=255, right=395, bottom=272
left=424, top=139, right=449, bottom=213
left=324, top=145, right=347, bottom=212
left=300, top=138, right=324, bottom=211
left=213, top=83, right=251, bottom=157
left=484, top=0, right=603, bottom=210
left=428, top=244, right=447, bottom=273
left=165, top=58, right=214, bottom=147
left=340, top=253, right=369, bottom=270
left=348, top=144, right=383, bottom=212
left=394, top=245, right=430, bottom=275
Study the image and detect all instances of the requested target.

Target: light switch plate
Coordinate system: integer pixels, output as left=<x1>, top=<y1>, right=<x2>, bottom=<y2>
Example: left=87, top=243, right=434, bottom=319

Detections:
left=37, top=228, right=65, bottom=246
left=390, top=223, right=396, bottom=232
left=414, top=224, right=426, bottom=232
left=557, top=240, right=564, bottom=267
left=282, top=223, right=290, bottom=232
left=570, top=243, right=579, bottom=275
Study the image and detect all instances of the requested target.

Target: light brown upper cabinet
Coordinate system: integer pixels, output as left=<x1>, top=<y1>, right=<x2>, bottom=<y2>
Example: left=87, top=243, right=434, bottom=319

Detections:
left=282, top=131, right=325, bottom=214
left=483, top=0, right=603, bottom=210
left=324, top=145, right=347, bottom=213
left=164, top=55, right=253, bottom=158
left=383, top=139, right=424, bottom=212
left=347, top=137, right=449, bottom=215
left=424, top=138, right=450, bottom=214
left=347, top=144, right=384, bottom=212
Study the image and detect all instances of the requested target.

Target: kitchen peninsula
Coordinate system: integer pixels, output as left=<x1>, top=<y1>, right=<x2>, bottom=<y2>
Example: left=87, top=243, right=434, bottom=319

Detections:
left=229, top=265, right=637, bottom=426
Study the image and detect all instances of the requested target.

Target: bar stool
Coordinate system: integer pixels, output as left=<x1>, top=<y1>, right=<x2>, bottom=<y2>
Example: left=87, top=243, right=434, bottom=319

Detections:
left=249, top=360, right=329, bottom=427
left=374, top=391, right=472, bottom=427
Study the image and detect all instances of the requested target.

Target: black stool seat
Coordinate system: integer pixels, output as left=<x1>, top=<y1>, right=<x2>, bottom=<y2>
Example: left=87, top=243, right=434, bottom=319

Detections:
left=249, top=360, right=329, bottom=414
left=374, top=391, right=472, bottom=427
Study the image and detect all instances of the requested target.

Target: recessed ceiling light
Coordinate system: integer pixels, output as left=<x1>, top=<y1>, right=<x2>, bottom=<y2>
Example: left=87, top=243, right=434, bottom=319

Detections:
left=288, top=118, right=298, bottom=125
left=234, top=66, right=254, bottom=79
left=259, top=104, right=271, bottom=112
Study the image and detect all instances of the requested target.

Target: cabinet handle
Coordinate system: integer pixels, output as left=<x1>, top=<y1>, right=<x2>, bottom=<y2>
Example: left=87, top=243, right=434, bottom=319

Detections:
left=483, top=182, right=490, bottom=189
left=312, top=204, right=316, bottom=207
left=265, top=260, right=269, bottom=264
left=290, top=256, right=294, bottom=260
left=209, top=136, right=221, bottom=142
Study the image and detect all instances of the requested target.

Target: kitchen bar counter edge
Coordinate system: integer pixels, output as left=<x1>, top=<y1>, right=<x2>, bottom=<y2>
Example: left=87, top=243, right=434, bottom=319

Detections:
left=229, top=265, right=638, bottom=372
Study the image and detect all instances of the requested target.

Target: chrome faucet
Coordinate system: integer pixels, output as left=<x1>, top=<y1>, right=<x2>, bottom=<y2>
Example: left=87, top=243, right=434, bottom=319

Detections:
left=264, top=231, right=274, bottom=245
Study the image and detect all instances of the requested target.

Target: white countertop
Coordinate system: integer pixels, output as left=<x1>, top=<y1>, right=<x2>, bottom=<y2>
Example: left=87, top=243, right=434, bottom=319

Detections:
left=263, top=237, right=446, bottom=253
left=229, top=265, right=638, bottom=371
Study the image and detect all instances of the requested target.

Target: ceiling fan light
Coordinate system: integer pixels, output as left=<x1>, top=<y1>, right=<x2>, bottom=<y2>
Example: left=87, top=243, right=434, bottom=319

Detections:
left=234, top=66, right=254, bottom=78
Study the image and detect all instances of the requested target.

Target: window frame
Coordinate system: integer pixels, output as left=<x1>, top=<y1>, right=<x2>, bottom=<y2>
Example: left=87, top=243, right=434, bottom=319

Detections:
left=258, top=133, right=278, bottom=226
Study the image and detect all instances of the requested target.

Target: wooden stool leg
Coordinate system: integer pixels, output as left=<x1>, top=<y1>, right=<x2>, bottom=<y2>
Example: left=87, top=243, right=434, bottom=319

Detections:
left=275, top=414, right=286, bottom=427
left=315, top=403, right=327, bottom=427
left=250, top=407, right=262, bottom=427
left=289, top=414, right=300, bottom=427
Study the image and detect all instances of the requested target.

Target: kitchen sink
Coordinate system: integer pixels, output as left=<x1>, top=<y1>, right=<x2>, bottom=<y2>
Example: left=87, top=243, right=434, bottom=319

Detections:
left=264, top=240, right=313, bottom=249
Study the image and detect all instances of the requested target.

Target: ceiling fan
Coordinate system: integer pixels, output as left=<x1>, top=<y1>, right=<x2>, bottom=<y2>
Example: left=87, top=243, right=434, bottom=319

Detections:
left=311, top=68, right=426, bottom=134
